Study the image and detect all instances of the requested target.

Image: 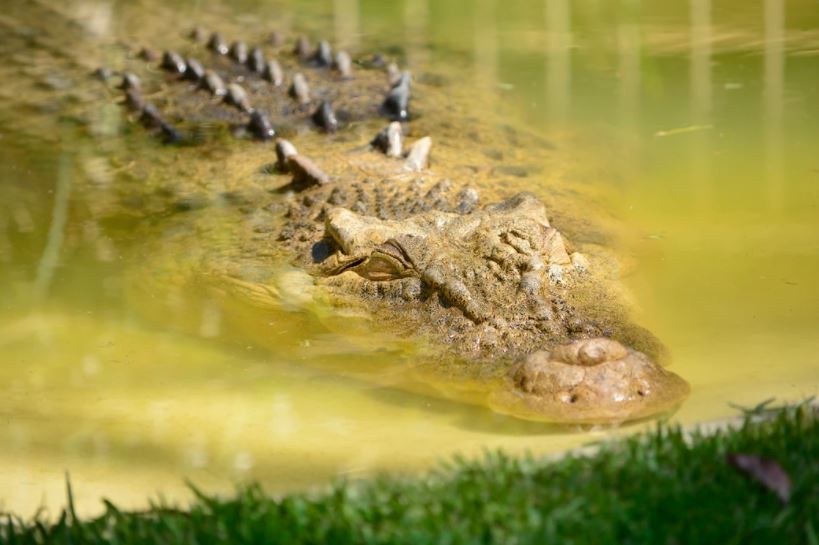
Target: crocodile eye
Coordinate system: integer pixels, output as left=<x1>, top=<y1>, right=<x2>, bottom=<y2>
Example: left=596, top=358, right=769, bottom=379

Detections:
left=355, top=252, right=410, bottom=281
left=352, top=239, right=415, bottom=281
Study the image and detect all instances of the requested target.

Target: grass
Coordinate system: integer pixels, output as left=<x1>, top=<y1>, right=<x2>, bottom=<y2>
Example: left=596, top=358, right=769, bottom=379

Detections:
left=2, top=401, right=816, bottom=545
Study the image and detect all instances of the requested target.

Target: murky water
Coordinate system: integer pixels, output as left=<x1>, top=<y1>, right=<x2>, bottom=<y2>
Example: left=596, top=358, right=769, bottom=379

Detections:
left=1, top=0, right=817, bottom=517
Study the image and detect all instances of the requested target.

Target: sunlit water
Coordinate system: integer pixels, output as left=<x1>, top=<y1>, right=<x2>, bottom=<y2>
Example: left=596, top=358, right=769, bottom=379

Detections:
left=1, top=0, right=817, bottom=517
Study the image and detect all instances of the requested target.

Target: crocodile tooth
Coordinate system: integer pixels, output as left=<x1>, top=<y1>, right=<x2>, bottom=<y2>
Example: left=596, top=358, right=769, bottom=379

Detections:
left=275, top=138, right=299, bottom=171
left=371, top=122, right=403, bottom=157
left=208, top=32, right=229, bottom=55
left=382, top=71, right=411, bottom=121
left=229, top=41, right=248, bottom=64
left=404, top=136, right=432, bottom=172
left=288, top=155, right=330, bottom=187
left=161, top=51, right=187, bottom=74
left=118, top=72, right=141, bottom=91
left=184, top=58, right=204, bottom=81
left=288, top=73, right=311, bottom=104
left=312, top=40, right=333, bottom=67
left=333, top=51, right=353, bottom=78
left=200, top=70, right=226, bottom=97
left=248, top=111, right=276, bottom=141
left=224, top=83, right=252, bottom=113
left=263, top=60, right=284, bottom=86
left=294, top=35, right=311, bottom=60
left=312, top=101, right=338, bottom=132
left=247, top=47, right=266, bottom=73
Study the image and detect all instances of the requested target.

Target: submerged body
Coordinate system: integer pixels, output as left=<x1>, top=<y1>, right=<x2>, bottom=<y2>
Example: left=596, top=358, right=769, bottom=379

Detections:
left=4, top=5, right=688, bottom=424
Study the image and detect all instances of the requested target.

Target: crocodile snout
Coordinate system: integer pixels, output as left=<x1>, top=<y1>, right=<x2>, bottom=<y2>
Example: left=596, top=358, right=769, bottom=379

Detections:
left=489, top=338, right=690, bottom=424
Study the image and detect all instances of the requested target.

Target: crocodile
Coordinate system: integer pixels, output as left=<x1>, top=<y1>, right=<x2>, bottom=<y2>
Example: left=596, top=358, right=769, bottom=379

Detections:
left=1, top=5, right=688, bottom=424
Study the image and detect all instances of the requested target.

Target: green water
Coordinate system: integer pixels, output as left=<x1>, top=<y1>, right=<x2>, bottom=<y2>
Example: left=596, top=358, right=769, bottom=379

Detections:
left=0, top=0, right=817, bottom=516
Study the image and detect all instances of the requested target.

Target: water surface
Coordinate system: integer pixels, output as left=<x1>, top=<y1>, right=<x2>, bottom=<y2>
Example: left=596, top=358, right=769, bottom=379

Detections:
left=1, top=0, right=817, bottom=516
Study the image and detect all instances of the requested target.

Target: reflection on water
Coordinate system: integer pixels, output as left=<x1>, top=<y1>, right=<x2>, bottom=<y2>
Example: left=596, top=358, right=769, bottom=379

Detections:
left=688, top=0, right=713, bottom=211
left=617, top=4, right=640, bottom=128
left=33, top=154, right=72, bottom=298
left=545, top=0, right=571, bottom=122
left=764, top=0, right=785, bottom=210
left=1, top=0, right=818, bottom=517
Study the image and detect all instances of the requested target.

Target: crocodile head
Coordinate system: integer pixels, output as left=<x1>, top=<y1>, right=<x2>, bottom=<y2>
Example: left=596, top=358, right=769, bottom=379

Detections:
left=321, top=192, right=572, bottom=324
left=316, top=191, right=689, bottom=423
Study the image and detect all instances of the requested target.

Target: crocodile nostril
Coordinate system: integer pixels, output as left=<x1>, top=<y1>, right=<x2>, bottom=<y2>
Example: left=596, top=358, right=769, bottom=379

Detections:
left=637, top=390, right=646, bottom=397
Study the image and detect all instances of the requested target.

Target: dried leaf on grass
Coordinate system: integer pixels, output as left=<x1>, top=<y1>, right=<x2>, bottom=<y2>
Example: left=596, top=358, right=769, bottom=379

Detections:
left=727, top=452, right=792, bottom=503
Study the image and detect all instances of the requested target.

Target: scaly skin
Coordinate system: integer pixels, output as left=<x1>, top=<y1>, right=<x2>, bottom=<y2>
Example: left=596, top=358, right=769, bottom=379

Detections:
left=2, top=4, right=688, bottom=424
